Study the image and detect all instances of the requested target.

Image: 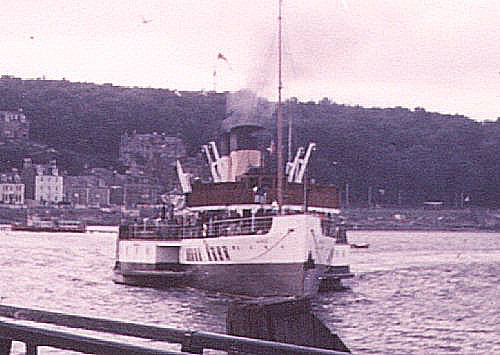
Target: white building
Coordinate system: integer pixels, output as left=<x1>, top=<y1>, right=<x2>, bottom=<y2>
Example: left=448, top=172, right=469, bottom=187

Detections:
left=0, top=172, right=24, bottom=205
left=0, top=182, right=25, bottom=205
left=34, top=161, right=63, bottom=205
left=35, top=175, right=63, bottom=204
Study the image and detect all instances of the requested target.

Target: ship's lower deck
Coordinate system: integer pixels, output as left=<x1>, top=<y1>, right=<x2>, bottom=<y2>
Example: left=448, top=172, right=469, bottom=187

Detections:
left=114, top=261, right=328, bottom=297
left=114, top=214, right=353, bottom=297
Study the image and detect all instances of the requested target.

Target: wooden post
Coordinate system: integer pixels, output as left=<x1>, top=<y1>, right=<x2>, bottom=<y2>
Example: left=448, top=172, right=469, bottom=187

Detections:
left=227, top=297, right=350, bottom=354
left=0, top=338, right=12, bottom=355
left=180, top=333, right=203, bottom=354
left=368, top=186, right=372, bottom=208
left=26, top=343, right=37, bottom=355
left=345, top=183, right=349, bottom=207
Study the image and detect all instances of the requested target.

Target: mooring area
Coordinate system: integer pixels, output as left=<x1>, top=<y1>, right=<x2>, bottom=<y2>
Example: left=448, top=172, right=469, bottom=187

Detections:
left=0, top=299, right=350, bottom=354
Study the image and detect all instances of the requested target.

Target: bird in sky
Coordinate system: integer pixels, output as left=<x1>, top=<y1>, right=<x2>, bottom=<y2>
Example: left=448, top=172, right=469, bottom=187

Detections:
left=29, top=36, right=34, bottom=40
left=141, top=16, right=152, bottom=24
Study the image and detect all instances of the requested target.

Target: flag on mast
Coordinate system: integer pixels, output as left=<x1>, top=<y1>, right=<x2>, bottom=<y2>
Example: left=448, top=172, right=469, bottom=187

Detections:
left=217, top=52, right=232, bottom=70
left=217, top=52, right=228, bottom=62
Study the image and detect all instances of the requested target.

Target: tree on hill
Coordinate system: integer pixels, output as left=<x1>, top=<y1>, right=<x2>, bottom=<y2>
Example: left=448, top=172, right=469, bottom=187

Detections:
left=0, top=76, right=498, bottom=207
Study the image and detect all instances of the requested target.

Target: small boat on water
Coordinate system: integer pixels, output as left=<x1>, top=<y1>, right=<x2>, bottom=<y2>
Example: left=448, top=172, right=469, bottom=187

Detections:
left=331, top=224, right=369, bottom=248
left=11, top=217, right=87, bottom=233
left=350, top=243, right=370, bottom=249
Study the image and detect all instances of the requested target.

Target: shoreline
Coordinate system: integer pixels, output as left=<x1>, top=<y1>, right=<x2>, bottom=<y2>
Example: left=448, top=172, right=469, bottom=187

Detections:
left=349, top=227, right=500, bottom=233
left=1, top=206, right=499, bottom=233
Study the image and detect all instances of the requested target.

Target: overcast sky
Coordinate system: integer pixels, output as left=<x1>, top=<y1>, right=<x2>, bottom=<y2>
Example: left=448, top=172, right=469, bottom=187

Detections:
left=1, top=1, right=498, bottom=120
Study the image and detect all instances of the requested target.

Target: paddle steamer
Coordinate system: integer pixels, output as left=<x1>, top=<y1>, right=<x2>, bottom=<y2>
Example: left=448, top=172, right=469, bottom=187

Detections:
left=114, top=1, right=352, bottom=297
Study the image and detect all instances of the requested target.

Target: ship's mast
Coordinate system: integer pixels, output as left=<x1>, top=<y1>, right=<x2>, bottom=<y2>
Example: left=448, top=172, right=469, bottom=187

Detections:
left=276, top=0, right=284, bottom=213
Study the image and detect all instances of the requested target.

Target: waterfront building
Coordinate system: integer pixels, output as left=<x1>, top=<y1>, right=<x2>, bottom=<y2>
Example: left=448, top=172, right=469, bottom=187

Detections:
left=22, top=158, right=63, bottom=205
left=109, top=185, right=124, bottom=206
left=0, top=110, right=29, bottom=140
left=35, top=176, right=63, bottom=205
left=123, top=174, right=162, bottom=208
left=21, top=158, right=36, bottom=201
left=0, top=172, right=25, bottom=205
left=28, top=160, right=64, bottom=205
left=64, top=175, right=110, bottom=208
left=89, top=168, right=129, bottom=208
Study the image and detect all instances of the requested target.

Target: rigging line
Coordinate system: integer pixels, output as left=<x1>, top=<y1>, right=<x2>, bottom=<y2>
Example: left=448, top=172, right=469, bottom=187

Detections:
left=276, top=0, right=284, bottom=212
left=249, top=36, right=276, bottom=96
left=280, top=4, right=290, bottom=164
left=282, top=36, right=299, bottom=91
left=280, top=8, right=297, bottom=162
left=197, top=228, right=294, bottom=263
left=241, top=229, right=294, bottom=262
left=279, top=3, right=299, bottom=97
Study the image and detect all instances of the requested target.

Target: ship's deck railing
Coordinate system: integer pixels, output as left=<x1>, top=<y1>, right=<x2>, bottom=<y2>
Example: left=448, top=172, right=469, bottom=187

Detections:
left=0, top=304, right=348, bottom=355
left=119, top=216, right=274, bottom=240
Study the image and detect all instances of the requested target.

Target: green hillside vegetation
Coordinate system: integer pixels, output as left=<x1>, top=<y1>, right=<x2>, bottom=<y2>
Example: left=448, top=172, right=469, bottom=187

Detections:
left=0, top=76, right=498, bottom=207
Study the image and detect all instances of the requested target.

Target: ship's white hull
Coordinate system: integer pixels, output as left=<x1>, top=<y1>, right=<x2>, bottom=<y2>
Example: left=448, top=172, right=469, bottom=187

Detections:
left=114, top=214, right=351, bottom=297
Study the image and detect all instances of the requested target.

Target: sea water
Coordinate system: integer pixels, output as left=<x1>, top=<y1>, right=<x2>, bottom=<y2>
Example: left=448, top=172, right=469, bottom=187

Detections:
left=0, top=227, right=498, bottom=354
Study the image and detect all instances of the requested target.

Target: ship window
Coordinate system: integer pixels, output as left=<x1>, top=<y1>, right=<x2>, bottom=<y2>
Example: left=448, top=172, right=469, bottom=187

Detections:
left=190, top=248, right=199, bottom=261
left=222, top=246, right=230, bottom=260
left=205, top=246, right=212, bottom=261
left=210, top=247, right=218, bottom=261
left=216, top=246, right=224, bottom=260
left=196, top=249, right=203, bottom=261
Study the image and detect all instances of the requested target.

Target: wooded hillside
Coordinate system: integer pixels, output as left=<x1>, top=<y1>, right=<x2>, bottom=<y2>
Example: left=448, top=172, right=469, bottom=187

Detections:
left=0, top=76, right=498, bottom=207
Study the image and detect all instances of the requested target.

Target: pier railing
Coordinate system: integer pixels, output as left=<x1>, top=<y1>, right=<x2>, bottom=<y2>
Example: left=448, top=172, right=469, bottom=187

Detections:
left=0, top=304, right=348, bottom=354
left=119, top=216, right=274, bottom=240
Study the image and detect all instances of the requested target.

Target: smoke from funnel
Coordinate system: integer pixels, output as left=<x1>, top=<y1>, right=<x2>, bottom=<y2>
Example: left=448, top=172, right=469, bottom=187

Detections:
left=223, top=90, right=274, bottom=132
